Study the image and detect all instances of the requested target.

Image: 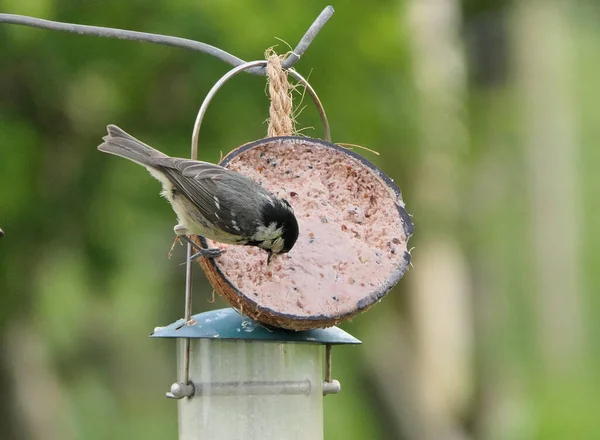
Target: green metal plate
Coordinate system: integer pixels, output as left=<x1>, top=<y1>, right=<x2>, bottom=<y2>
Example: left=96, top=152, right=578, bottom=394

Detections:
left=150, top=308, right=361, bottom=345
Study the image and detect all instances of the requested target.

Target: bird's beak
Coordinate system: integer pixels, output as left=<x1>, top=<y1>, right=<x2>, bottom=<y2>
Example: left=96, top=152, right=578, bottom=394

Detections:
left=266, top=251, right=274, bottom=265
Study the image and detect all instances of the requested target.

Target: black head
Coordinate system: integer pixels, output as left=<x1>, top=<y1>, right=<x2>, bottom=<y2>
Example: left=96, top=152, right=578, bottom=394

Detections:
left=260, top=198, right=299, bottom=254
left=278, top=199, right=299, bottom=253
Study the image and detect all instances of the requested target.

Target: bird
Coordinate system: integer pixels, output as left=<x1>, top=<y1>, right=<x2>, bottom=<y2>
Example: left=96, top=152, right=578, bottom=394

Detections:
left=98, top=125, right=299, bottom=263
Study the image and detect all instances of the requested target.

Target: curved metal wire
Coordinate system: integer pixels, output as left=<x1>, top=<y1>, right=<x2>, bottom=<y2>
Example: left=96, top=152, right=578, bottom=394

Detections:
left=289, top=68, right=331, bottom=143
left=191, top=59, right=331, bottom=160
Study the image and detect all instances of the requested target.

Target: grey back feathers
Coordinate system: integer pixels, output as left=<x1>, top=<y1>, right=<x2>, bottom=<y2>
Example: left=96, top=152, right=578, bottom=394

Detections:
left=97, top=125, right=287, bottom=244
left=161, top=162, right=271, bottom=237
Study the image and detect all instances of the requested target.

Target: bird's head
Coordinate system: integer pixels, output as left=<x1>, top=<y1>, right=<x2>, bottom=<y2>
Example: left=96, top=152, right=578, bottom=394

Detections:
left=251, top=198, right=299, bottom=262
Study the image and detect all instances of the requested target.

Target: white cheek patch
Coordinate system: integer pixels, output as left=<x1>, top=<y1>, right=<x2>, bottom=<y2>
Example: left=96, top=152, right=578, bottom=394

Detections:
left=271, top=237, right=284, bottom=253
left=252, top=222, right=283, bottom=242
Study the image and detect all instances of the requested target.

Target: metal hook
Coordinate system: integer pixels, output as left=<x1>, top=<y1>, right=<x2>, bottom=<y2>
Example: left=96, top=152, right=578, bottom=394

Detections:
left=190, top=59, right=331, bottom=161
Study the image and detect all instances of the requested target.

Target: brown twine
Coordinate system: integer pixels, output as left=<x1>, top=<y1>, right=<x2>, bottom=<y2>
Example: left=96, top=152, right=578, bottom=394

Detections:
left=266, top=48, right=294, bottom=137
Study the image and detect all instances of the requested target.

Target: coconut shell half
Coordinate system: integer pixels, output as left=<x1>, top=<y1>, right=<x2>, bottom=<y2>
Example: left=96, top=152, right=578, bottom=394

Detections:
left=197, top=136, right=413, bottom=330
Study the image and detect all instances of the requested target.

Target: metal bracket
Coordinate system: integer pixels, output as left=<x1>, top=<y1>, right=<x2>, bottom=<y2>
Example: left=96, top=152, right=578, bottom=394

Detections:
left=166, top=382, right=195, bottom=399
left=322, top=380, right=341, bottom=395
left=167, top=343, right=342, bottom=399
left=166, top=378, right=340, bottom=399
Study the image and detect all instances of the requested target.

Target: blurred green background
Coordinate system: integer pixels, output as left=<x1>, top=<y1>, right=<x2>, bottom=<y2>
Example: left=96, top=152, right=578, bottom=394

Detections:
left=1, top=1, right=599, bottom=439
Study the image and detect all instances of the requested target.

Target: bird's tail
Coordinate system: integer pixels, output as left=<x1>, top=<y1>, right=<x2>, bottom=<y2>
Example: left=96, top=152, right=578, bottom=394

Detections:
left=98, top=125, right=168, bottom=166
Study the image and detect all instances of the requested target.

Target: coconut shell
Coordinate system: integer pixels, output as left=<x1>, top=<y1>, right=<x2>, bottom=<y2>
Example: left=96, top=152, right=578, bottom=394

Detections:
left=196, top=136, right=413, bottom=330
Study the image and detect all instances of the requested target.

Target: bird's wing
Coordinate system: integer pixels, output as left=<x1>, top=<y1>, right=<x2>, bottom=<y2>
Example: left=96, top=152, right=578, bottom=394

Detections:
left=155, top=158, right=242, bottom=236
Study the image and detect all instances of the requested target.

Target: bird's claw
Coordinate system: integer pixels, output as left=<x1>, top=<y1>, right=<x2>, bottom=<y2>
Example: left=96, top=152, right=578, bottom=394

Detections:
left=176, top=234, right=225, bottom=261
left=190, top=247, right=226, bottom=261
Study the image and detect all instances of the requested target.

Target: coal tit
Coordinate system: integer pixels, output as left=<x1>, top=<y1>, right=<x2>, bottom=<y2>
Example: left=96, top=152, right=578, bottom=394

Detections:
left=98, top=125, right=299, bottom=262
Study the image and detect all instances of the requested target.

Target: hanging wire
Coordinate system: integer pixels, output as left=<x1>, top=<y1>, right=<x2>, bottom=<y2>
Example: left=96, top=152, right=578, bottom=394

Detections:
left=191, top=60, right=331, bottom=160
left=0, top=6, right=334, bottom=76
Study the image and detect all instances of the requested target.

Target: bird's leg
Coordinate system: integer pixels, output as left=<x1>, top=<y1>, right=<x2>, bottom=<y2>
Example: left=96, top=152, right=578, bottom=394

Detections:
left=174, top=224, right=225, bottom=260
left=168, top=236, right=182, bottom=259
